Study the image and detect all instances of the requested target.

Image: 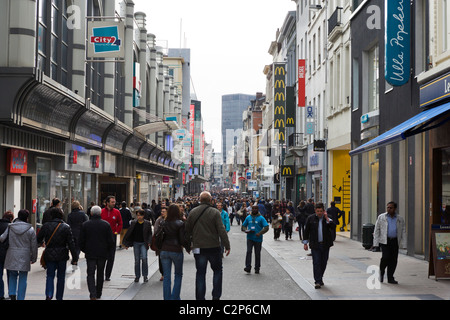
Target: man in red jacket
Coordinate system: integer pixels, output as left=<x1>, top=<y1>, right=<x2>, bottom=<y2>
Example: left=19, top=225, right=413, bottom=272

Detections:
left=101, top=195, right=123, bottom=281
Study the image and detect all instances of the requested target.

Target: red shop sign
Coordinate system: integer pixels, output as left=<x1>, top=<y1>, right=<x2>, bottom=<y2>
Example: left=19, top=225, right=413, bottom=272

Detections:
left=7, top=148, right=28, bottom=174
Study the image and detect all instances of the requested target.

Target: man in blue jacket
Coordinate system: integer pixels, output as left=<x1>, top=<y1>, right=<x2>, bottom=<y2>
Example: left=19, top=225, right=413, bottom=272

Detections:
left=242, top=204, right=269, bottom=274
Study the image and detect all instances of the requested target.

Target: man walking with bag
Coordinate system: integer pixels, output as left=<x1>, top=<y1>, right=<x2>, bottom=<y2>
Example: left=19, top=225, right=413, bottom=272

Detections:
left=185, top=191, right=230, bottom=300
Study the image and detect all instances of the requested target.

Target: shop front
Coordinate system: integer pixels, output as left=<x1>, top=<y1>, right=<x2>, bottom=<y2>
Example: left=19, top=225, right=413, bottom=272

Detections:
left=307, top=144, right=324, bottom=203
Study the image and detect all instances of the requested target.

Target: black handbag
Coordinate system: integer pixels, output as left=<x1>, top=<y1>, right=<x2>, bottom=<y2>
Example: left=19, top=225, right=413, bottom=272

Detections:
left=153, top=220, right=166, bottom=251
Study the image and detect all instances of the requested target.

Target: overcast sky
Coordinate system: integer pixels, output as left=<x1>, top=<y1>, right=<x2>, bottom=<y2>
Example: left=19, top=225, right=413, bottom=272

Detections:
left=133, top=0, right=296, bottom=152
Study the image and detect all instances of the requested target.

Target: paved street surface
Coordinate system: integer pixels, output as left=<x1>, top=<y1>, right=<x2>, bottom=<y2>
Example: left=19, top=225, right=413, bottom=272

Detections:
left=14, top=223, right=450, bottom=300
left=132, top=224, right=309, bottom=300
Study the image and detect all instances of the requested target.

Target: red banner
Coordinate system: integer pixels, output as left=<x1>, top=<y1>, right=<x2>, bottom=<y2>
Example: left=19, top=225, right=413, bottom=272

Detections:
left=298, top=59, right=306, bottom=107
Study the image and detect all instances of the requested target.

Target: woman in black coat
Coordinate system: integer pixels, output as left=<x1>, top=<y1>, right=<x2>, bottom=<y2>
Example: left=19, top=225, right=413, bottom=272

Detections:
left=37, top=207, right=78, bottom=300
left=67, top=201, right=88, bottom=257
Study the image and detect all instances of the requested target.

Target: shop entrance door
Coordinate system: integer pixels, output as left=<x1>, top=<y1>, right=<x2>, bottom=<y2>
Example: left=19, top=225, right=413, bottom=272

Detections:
left=100, top=183, right=127, bottom=205
left=20, top=176, right=32, bottom=214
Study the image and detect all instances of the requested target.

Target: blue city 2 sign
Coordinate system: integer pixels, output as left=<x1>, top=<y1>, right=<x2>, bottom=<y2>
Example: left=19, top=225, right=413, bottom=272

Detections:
left=385, top=0, right=411, bottom=87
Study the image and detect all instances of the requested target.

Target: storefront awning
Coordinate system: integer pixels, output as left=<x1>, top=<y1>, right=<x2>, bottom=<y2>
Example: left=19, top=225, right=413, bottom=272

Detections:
left=349, top=101, right=450, bottom=156
left=134, top=120, right=179, bottom=136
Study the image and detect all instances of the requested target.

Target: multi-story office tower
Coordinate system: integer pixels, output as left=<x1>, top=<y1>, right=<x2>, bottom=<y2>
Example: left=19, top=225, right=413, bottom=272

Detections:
left=221, top=94, right=255, bottom=165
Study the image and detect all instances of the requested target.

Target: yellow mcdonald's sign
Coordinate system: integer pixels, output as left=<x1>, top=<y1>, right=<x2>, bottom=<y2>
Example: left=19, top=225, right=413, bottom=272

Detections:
left=282, top=166, right=292, bottom=176
left=274, top=92, right=285, bottom=101
left=275, top=106, right=285, bottom=115
left=274, top=119, right=285, bottom=128
left=286, top=117, right=294, bottom=125
left=275, top=66, right=286, bottom=76
left=275, top=80, right=285, bottom=89
left=277, top=131, right=285, bottom=141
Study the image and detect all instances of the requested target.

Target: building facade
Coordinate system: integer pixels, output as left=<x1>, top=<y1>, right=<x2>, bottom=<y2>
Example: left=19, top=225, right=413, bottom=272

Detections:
left=0, top=0, right=182, bottom=225
left=349, top=0, right=428, bottom=258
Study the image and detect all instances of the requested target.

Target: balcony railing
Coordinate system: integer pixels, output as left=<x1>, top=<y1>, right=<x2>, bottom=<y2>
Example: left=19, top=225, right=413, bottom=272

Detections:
left=328, top=7, right=343, bottom=35
left=288, top=133, right=304, bottom=148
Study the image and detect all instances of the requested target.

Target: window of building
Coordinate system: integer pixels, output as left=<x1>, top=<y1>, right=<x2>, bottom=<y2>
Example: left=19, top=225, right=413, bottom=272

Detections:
left=352, top=0, right=365, bottom=11
left=368, top=45, right=379, bottom=112
left=441, top=147, right=450, bottom=223
left=85, top=0, right=105, bottom=109
left=37, top=0, right=72, bottom=87
left=352, top=58, right=359, bottom=111
left=441, top=0, right=450, bottom=53
left=36, top=158, right=51, bottom=223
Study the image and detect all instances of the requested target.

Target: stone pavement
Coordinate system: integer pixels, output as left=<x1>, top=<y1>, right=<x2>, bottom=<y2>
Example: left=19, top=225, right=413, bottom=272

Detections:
left=262, top=228, right=450, bottom=300
left=10, top=223, right=450, bottom=300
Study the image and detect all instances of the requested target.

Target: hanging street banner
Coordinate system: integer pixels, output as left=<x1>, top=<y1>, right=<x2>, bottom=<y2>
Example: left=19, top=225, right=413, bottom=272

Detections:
left=274, top=63, right=286, bottom=143
left=298, top=59, right=306, bottom=106
left=385, top=0, right=410, bottom=87
left=286, top=86, right=296, bottom=128
left=87, top=21, right=125, bottom=59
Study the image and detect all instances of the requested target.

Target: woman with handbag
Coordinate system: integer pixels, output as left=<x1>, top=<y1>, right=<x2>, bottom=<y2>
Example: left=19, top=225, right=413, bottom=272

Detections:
left=37, top=207, right=78, bottom=300
left=155, top=204, right=190, bottom=300
left=153, top=206, right=167, bottom=281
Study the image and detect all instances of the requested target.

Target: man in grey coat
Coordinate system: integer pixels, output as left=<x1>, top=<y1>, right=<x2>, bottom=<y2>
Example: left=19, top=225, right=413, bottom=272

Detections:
left=0, top=209, right=38, bottom=300
left=185, top=191, right=230, bottom=300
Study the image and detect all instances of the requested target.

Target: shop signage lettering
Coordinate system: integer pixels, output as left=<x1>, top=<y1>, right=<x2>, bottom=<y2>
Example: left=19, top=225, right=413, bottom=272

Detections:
left=385, top=0, right=410, bottom=87
left=87, top=21, right=125, bottom=59
left=273, top=63, right=286, bottom=143
left=419, top=71, right=450, bottom=108
left=310, top=154, right=319, bottom=166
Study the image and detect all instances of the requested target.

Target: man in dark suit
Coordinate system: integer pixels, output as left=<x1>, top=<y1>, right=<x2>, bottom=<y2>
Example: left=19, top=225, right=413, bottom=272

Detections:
left=303, top=202, right=335, bottom=289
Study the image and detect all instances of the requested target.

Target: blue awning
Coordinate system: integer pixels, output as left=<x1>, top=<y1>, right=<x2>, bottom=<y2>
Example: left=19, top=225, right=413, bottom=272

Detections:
left=349, top=101, right=450, bottom=156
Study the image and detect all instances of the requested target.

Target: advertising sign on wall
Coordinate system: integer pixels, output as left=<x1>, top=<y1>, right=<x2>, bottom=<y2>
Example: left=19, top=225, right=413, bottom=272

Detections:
left=385, top=0, right=410, bottom=87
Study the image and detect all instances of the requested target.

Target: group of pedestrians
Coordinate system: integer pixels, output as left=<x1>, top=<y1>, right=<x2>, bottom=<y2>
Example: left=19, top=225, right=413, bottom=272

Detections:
left=0, top=188, right=407, bottom=300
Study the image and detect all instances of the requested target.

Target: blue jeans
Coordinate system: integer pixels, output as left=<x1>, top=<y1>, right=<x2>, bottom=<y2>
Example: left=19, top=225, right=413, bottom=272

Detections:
left=45, top=260, right=67, bottom=300
left=311, top=244, right=330, bottom=284
left=8, top=270, right=28, bottom=300
left=133, top=242, right=148, bottom=278
left=160, top=251, right=184, bottom=300
left=194, top=247, right=223, bottom=300
left=245, top=239, right=262, bottom=270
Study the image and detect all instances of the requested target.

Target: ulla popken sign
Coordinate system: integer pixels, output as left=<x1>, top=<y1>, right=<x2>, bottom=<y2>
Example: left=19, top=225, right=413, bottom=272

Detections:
left=385, top=0, right=410, bottom=87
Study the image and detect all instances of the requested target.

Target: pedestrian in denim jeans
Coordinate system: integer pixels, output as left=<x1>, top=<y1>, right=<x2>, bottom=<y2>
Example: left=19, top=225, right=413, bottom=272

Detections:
left=185, top=192, right=230, bottom=300
left=155, top=204, right=190, bottom=300
left=37, top=207, right=78, bottom=300
left=0, top=211, right=14, bottom=300
left=0, top=210, right=37, bottom=300
left=122, top=210, right=153, bottom=283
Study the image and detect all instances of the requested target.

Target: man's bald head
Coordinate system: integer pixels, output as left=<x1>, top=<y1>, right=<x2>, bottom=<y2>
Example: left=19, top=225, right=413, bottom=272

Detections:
left=199, top=191, right=212, bottom=204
